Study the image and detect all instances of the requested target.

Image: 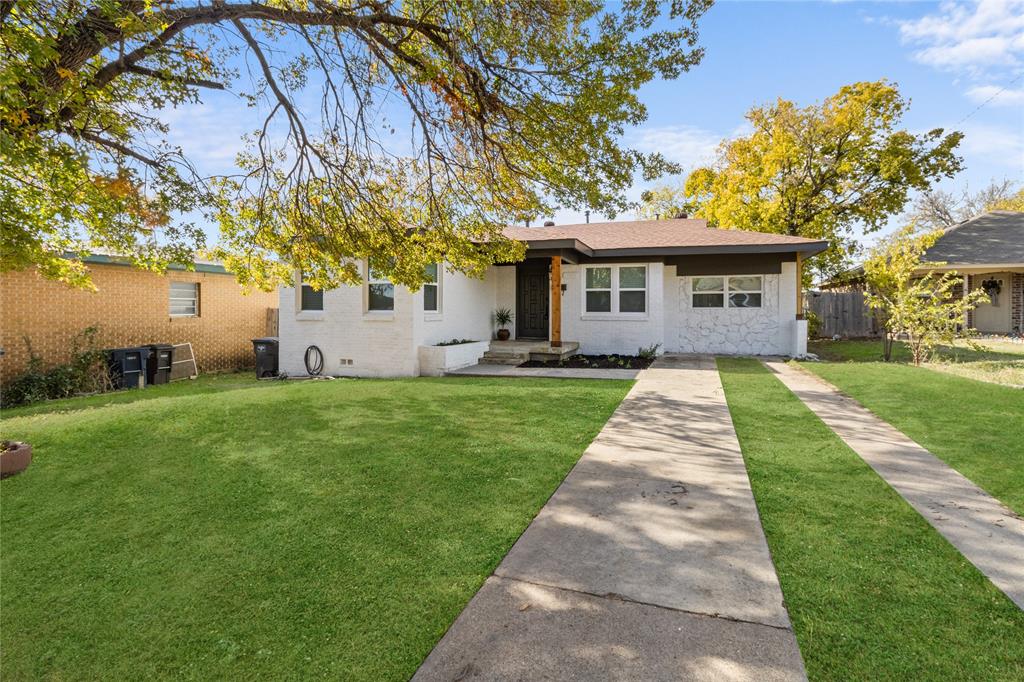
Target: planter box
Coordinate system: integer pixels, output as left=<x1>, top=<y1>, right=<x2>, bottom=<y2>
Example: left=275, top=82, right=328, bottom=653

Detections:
left=418, top=341, right=490, bottom=376
left=1, top=442, right=32, bottom=479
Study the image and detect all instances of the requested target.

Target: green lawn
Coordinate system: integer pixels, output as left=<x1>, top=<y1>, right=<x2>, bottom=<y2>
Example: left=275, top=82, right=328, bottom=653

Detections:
left=802, top=345, right=1024, bottom=516
left=718, top=358, right=1024, bottom=681
left=1, top=375, right=630, bottom=680
left=810, top=338, right=1024, bottom=387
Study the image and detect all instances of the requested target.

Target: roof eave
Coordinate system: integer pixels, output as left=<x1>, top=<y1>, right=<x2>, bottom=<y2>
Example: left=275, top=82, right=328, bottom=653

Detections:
left=589, top=242, right=829, bottom=258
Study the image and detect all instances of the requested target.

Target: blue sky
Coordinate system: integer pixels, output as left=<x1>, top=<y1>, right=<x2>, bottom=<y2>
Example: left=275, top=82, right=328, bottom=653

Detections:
left=174, top=1, right=1024, bottom=244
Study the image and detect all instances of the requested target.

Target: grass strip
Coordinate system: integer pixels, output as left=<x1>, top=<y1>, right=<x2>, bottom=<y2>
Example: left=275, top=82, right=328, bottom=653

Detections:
left=718, top=357, right=1024, bottom=681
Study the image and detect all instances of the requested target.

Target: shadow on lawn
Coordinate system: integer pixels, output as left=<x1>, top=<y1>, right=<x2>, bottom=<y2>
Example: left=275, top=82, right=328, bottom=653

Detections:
left=2, top=371, right=276, bottom=419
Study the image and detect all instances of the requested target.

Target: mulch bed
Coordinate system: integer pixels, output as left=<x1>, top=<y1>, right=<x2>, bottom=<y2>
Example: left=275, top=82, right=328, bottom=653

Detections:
left=520, top=354, right=655, bottom=370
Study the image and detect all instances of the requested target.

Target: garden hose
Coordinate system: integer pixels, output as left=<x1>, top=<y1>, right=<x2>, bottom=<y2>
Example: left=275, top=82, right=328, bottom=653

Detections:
left=304, top=345, right=324, bottom=376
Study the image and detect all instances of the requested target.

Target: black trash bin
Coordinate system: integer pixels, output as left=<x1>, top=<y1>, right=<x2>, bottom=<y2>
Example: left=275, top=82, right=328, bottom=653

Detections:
left=146, top=344, right=174, bottom=385
left=108, top=347, right=149, bottom=389
left=252, top=337, right=279, bottom=378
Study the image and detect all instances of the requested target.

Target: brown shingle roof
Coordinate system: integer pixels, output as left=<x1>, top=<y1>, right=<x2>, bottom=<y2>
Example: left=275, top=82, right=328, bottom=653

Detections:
left=504, top=218, right=827, bottom=254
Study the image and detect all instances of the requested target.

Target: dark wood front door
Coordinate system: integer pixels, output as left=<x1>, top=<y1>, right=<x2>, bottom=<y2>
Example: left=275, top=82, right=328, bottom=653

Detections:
left=516, top=261, right=549, bottom=339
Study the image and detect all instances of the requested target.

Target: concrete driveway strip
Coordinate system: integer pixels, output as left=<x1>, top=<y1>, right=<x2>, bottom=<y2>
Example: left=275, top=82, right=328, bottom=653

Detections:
left=766, top=361, right=1024, bottom=611
left=414, top=355, right=806, bottom=681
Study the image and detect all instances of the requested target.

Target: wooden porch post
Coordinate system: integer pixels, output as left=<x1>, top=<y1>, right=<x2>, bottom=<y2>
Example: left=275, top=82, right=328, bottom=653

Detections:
left=550, top=256, right=562, bottom=347
left=795, top=251, right=804, bottom=319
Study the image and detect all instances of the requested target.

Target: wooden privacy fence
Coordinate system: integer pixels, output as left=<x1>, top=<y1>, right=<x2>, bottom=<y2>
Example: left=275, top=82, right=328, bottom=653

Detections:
left=807, top=290, right=880, bottom=338
left=266, top=308, right=280, bottom=337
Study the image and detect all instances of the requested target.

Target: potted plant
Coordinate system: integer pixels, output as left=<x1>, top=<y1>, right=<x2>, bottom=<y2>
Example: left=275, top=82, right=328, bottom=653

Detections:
left=494, top=307, right=513, bottom=341
left=1, top=441, right=32, bottom=479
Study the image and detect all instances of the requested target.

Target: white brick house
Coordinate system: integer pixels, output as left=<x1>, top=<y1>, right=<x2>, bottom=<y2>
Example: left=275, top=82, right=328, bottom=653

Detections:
left=278, top=219, right=828, bottom=377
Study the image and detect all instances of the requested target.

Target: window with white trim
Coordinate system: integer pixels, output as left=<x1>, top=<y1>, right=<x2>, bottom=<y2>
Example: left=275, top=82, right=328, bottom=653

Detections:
left=727, top=276, right=763, bottom=308
left=691, top=276, right=763, bottom=308
left=423, top=263, right=440, bottom=312
left=299, top=272, right=324, bottom=311
left=584, top=267, right=612, bottom=312
left=618, top=266, right=647, bottom=313
left=367, top=266, right=395, bottom=312
left=584, top=265, right=647, bottom=314
left=169, top=281, right=199, bottom=317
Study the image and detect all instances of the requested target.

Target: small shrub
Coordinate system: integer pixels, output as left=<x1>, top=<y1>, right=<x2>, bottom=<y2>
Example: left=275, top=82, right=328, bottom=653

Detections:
left=436, top=338, right=476, bottom=346
left=805, top=310, right=822, bottom=338
left=637, top=343, right=661, bottom=361
left=2, top=327, right=113, bottom=408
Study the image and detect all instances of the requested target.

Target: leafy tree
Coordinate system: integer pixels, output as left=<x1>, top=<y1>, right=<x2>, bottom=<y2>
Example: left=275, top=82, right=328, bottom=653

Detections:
left=909, top=179, right=1020, bottom=230
left=637, top=183, right=694, bottom=220
left=684, top=80, right=964, bottom=278
left=1, top=0, right=711, bottom=290
left=863, top=225, right=988, bottom=365
left=988, top=186, right=1024, bottom=212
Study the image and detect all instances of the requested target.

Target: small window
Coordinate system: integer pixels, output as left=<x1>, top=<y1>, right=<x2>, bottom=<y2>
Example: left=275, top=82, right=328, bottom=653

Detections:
left=300, top=273, right=324, bottom=311
left=368, top=267, right=394, bottom=312
left=692, top=277, right=724, bottom=308
left=618, top=266, right=647, bottom=313
left=423, top=263, right=440, bottom=313
left=728, top=276, right=763, bottom=308
left=585, top=267, right=612, bottom=312
left=169, top=281, right=199, bottom=317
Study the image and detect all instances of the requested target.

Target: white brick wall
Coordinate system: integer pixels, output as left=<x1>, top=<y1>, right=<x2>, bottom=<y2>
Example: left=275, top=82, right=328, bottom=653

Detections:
left=278, top=258, right=806, bottom=376
left=279, top=271, right=418, bottom=377
left=416, top=266, right=498, bottom=347
left=561, top=262, right=666, bottom=355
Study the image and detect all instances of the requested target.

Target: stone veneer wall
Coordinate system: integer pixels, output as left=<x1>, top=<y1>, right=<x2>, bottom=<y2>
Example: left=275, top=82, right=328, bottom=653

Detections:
left=675, top=273, right=787, bottom=355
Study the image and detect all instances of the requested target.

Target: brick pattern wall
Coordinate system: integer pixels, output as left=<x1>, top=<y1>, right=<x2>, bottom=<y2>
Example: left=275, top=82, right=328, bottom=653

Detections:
left=1, top=265, right=277, bottom=382
left=1013, top=273, right=1023, bottom=334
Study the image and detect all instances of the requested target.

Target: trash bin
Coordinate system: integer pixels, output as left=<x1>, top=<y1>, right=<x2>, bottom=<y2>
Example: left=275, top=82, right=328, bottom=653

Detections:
left=252, top=337, right=279, bottom=378
left=108, top=347, right=149, bottom=389
left=146, top=344, right=174, bottom=385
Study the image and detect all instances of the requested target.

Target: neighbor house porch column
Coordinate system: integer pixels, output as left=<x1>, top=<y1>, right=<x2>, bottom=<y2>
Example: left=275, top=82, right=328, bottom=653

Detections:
left=551, top=256, right=562, bottom=347
left=795, top=251, right=803, bottom=319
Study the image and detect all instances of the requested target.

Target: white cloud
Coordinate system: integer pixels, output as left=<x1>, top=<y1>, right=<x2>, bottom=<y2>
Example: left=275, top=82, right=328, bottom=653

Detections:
left=898, top=0, right=1024, bottom=74
left=965, top=83, right=1024, bottom=105
left=957, top=121, right=1024, bottom=168
left=628, top=124, right=725, bottom=169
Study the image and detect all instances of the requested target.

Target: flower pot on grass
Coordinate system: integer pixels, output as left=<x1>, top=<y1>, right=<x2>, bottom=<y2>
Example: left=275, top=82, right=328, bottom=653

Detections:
left=1, top=441, right=32, bottom=479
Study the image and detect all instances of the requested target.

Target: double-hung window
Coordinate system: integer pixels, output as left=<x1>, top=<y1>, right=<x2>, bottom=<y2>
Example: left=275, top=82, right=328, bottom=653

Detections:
left=585, top=267, right=612, bottom=312
left=169, top=281, right=199, bottom=317
left=691, top=276, right=763, bottom=308
left=584, top=265, right=647, bottom=315
left=618, top=266, right=647, bottom=313
left=299, top=273, right=324, bottom=311
left=367, top=267, right=395, bottom=312
left=727, top=276, right=763, bottom=308
left=423, top=263, right=440, bottom=313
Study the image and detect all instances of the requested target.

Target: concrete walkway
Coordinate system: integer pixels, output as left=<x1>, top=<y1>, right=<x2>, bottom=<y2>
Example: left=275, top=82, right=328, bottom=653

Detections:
left=767, top=361, right=1024, bottom=610
left=448, top=363, right=640, bottom=380
left=414, top=355, right=806, bottom=681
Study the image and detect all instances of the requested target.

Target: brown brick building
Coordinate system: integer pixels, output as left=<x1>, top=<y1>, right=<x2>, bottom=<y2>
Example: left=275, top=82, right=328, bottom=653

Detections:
left=1, top=256, right=278, bottom=383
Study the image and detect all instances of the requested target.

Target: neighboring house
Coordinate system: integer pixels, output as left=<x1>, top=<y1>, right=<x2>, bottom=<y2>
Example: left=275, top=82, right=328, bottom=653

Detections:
left=278, top=219, right=827, bottom=377
left=0, top=254, right=278, bottom=383
left=920, top=211, right=1024, bottom=335
left=820, top=211, right=1024, bottom=336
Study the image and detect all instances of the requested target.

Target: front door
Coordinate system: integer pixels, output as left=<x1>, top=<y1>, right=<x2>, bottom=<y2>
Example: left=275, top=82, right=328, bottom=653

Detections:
left=972, top=273, right=1013, bottom=334
left=516, top=261, right=549, bottom=339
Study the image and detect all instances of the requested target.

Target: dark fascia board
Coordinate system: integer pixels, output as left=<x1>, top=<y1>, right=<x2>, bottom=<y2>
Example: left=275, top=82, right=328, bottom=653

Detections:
left=78, top=253, right=230, bottom=275
left=591, top=242, right=829, bottom=258
left=521, top=238, right=594, bottom=257
left=520, top=248, right=581, bottom=264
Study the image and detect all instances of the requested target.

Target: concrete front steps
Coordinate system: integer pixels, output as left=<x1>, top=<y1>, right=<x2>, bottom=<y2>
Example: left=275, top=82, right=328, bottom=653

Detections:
left=479, top=341, right=580, bottom=365
left=480, top=349, right=531, bottom=365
